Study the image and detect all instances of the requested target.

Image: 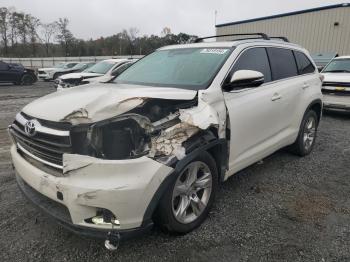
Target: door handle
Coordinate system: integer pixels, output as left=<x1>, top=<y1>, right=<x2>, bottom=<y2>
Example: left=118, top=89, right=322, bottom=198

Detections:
left=271, top=93, right=282, bottom=101
left=302, top=83, right=310, bottom=89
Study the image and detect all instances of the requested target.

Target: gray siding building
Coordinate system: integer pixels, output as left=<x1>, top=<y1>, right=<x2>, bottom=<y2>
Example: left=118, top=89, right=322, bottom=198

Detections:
left=216, top=3, right=350, bottom=55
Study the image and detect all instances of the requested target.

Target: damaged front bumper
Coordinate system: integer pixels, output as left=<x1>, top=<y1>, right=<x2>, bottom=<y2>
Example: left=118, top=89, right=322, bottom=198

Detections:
left=11, top=145, right=173, bottom=238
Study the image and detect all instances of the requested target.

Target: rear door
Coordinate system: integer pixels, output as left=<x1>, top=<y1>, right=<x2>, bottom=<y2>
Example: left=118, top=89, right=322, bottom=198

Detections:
left=265, top=47, right=302, bottom=134
left=223, top=47, right=287, bottom=172
left=293, top=50, right=319, bottom=114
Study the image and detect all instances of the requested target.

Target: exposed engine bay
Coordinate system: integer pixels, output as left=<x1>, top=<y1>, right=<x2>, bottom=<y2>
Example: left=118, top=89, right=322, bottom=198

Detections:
left=69, top=97, right=209, bottom=165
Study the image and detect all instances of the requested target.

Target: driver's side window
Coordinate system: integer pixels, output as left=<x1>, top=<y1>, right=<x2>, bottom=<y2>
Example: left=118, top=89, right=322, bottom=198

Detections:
left=226, top=47, right=272, bottom=85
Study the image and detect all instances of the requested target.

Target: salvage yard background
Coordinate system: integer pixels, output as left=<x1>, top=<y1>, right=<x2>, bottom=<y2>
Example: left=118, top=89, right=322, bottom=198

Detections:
left=0, top=82, right=349, bottom=261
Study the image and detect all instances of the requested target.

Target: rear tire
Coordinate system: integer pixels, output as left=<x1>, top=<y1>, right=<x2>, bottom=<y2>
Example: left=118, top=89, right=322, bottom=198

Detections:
left=289, top=110, right=318, bottom=156
left=156, top=151, right=218, bottom=234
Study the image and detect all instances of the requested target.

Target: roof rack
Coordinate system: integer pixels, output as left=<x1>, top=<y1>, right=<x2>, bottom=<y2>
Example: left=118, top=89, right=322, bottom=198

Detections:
left=269, top=36, right=289, bottom=42
left=194, top=33, right=270, bottom=43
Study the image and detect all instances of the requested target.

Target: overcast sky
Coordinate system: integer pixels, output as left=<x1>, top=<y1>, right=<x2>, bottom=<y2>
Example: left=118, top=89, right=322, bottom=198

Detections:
left=1, top=0, right=346, bottom=39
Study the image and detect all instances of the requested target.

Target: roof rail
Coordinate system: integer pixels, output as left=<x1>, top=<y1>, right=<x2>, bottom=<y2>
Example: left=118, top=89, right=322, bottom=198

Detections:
left=269, top=36, right=289, bottom=42
left=194, top=33, right=270, bottom=43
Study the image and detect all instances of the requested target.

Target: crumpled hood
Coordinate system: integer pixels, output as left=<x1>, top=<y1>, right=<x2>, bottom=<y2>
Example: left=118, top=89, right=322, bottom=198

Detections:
left=22, top=83, right=197, bottom=123
left=60, top=72, right=103, bottom=80
left=322, top=73, right=350, bottom=83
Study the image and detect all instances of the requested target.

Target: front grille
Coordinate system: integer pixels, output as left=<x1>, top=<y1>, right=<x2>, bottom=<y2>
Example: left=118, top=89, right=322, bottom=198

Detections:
left=10, top=113, right=72, bottom=171
left=38, top=70, right=45, bottom=74
left=322, top=88, right=350, bottom=96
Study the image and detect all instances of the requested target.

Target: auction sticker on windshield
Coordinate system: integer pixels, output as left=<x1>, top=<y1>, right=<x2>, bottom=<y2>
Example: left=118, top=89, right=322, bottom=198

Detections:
left=200, top=49, right=229, bottom=55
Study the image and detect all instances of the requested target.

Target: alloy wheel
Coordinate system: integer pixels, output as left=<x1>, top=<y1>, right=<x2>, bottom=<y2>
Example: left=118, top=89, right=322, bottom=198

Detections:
left=303, top=116, right=316, bottom=151
left=172, top=161, right=213, bottom=224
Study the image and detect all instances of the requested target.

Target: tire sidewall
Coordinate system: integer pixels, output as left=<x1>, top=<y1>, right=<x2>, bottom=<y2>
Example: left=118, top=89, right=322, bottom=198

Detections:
left=21, top=74, right=34, bottom=85
left=157, top=151, right=218, bottom=234
left=297, top=110, right=318, bottom=155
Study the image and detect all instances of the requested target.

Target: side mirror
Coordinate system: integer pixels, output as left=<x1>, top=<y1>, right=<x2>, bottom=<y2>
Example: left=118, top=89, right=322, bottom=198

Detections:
left=224, top=70, right=264, bottom=91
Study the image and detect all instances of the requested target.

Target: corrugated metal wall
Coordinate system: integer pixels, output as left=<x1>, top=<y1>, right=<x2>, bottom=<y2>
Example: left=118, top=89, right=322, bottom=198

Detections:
left=216, top=6, right=350, bottom=55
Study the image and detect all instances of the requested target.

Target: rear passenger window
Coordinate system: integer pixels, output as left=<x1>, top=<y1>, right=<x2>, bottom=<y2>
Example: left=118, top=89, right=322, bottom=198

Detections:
left=294, top=51, right=316, bottom=75
left=267, top=47, right=298, bottom=80
left=230, top=47, right=272, bottom=83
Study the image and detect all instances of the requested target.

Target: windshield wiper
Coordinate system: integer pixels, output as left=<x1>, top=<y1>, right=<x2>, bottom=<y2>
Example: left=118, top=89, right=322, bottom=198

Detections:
left=323, top=70, right=350, bottom=73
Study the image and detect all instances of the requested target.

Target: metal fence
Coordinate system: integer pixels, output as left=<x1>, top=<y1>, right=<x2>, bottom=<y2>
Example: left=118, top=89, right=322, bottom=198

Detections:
left=0, top=55, right=143, bottom=69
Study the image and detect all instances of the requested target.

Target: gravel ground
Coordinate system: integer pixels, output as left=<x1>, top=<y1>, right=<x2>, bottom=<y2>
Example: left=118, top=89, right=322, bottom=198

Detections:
left=0, top=82, right=349, bottom=262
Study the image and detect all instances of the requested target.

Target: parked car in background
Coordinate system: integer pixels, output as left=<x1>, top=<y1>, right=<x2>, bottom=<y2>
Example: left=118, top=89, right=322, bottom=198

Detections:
left=0, top=61, right=37, bottom=85
left=56, top=59, right=136, bottom=91
left=8, top=33, right=323, bottom=249
left=37, top=62, right=78, bottom=81
left=50, top=62, right=96, bottom=80
left=321, top=56, right=350, bottom=112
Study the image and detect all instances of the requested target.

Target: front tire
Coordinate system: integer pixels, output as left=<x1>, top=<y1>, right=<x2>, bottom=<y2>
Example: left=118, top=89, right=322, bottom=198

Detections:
left=156, top=151, right=218, bottom=234
left=21, top=74, right=35, bottom=85
left=290, top=110, right=318, bottom=156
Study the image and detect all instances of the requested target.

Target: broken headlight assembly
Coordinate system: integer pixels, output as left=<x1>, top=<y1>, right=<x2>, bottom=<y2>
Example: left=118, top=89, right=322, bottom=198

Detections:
left=70, top=98, right=198, bottom=161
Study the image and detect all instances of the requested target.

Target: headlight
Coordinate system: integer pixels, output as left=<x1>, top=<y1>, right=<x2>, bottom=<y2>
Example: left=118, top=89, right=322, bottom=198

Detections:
left=71, top=115, right=152, bottom=160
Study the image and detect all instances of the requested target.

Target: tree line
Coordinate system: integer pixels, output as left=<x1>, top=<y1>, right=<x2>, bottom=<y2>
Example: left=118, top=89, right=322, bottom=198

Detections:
left=0, top=7, right=198, bottom=57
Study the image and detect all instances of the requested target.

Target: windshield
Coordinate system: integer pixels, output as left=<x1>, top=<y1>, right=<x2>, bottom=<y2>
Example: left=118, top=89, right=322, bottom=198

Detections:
left=84, top=61, right=116, bottom=74
left=322, top=59, right=350, bottom=73
left=71, top=63, right=88, bottom=70
left=114, top=48, right=232, bottom=89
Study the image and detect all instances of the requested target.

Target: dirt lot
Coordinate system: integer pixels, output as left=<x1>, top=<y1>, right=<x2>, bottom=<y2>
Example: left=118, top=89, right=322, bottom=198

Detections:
left=0, top=82, right=349, bottom=262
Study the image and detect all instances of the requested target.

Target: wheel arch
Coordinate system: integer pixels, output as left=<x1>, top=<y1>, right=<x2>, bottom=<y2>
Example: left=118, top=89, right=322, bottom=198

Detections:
left=306, top=99, right=322, bottom=124
left=141, top=134, right=228, bottom=227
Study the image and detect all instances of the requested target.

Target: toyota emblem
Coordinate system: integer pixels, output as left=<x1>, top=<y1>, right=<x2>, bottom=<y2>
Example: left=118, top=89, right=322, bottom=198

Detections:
left=24, top=120, right=36, bottom=137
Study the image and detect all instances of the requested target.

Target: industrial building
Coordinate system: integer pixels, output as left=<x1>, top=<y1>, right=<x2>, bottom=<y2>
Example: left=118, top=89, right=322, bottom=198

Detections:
left=216, top=3, right=350, bottom=59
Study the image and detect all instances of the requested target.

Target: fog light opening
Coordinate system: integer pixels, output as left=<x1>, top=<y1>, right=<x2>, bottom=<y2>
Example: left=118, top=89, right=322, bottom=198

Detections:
left=91, top=216, right=120, bottom=227
left=85, top=209, right=120, bottom=227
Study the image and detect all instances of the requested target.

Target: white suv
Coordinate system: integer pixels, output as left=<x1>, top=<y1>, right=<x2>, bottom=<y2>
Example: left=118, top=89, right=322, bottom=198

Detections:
left=8, top=34, right=322, bottom=249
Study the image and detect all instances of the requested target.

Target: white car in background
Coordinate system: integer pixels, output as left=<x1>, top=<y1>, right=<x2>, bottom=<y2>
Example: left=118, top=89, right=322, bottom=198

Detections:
left=321, top=56, right=350, bottom=112
left=56, top=59, right=136, bottom=91
left=38, top=62, right=78, bottom=81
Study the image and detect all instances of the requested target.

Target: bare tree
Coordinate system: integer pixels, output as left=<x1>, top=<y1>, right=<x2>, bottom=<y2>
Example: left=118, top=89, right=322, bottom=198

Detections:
left=161, top=27, right=171, bottom=37
left=40, top=22, right=57, bottom=56
left=16, top=12, right=27, bottom=45
left=122, top=27, right=139, bottom=55
left=56, top=17, right=74, bottom=56
left=0, top=7, right=10, bottom=55
left=9, top=10, right=20, bottom=47
left=26, top=14, right=40, bottom=56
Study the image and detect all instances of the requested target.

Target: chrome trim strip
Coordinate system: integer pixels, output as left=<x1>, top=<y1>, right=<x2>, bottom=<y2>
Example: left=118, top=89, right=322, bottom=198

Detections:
left=17, top=142, right=63, bottom=170
left=16, top=113, right=70, bottom=137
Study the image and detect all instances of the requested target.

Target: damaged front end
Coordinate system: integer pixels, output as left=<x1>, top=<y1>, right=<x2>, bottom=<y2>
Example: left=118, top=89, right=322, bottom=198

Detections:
left=66, top=96, right=216, bottom=167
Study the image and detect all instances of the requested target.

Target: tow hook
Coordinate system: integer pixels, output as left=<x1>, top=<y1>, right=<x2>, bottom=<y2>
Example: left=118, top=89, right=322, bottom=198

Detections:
left=104, top=231, right=120, bottom=251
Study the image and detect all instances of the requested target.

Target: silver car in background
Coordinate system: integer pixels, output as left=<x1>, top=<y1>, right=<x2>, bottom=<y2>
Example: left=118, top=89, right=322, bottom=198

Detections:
left=56, top=59, right=136, bottom=91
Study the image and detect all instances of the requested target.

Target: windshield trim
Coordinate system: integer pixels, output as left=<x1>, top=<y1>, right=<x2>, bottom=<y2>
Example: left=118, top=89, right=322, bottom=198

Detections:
left=114, top=47, right=235, bottom=90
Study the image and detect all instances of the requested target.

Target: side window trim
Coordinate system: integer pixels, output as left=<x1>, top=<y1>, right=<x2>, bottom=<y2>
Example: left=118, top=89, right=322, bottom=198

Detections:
left=221, top=45, right=315, bottom=89
left=223, top=46, right=272, bottom=86
left=292, top=50, right=300, bottom=75
left=293, top=50, right=316, bottom=75
left=266, top=46, right=299, bottom=81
